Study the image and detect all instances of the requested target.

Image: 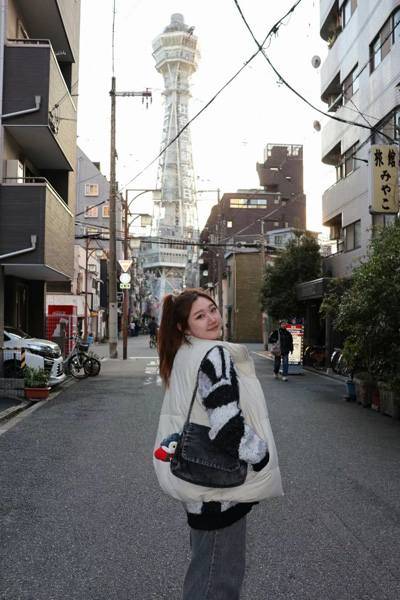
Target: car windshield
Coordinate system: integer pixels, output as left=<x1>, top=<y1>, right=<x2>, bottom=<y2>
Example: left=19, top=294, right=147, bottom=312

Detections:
left=5, top=325, right=32, bottom=339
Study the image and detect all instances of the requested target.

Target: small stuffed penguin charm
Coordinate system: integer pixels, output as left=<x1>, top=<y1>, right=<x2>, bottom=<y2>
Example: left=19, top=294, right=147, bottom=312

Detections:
left=154, top=432, right=180, bottom=462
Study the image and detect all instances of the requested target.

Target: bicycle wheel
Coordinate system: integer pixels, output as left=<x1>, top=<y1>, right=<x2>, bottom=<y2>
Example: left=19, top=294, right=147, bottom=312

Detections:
left=68, top=353, right=90, bottom=379
left=330, top=350, right=341, bottom=374
left=311, top=351, right=326, bottom=371
left=84, top=357, right=101, bottom=376
left=338, top=354, right=351, bottom=377
left=4, top=359, right=24, bottom=378
left=303, top=346, right=314, bottom=366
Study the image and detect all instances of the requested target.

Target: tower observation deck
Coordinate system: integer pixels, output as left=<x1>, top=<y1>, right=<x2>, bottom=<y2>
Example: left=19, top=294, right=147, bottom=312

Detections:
left=142, top=14, right=200, bottom=308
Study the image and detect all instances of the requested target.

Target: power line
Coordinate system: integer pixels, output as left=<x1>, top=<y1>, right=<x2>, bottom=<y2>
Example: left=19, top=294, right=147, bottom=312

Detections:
left=233, top=0, right=375, bottom=134
left=117, top=47, right=261, bottom=193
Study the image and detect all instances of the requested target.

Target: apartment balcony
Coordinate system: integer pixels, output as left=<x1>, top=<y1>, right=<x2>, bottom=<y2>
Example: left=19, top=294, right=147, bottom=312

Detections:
left=2, top=40, right=76, bottom=170
left=0, top=179, right=74, bottom=280
left=15, top=0, right=77, bottom=63
left=322, top=167, right=367, bottom=226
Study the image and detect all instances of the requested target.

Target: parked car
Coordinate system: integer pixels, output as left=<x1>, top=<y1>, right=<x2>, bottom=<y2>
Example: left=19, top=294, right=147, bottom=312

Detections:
left=2, top=326, right=66, bottom=386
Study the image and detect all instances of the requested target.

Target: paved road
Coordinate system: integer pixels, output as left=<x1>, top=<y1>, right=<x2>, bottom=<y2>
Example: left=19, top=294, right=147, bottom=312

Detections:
left=1, top=336, right=400, bottom=599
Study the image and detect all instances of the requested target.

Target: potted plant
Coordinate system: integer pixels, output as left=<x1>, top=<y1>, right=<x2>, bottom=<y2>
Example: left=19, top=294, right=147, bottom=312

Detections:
left=378, top=376, right=400, bottom=420
left=24, top=366, right=51, bottom=400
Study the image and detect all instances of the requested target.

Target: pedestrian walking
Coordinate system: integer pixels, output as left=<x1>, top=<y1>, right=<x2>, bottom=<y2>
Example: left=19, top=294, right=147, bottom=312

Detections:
left=153, top=288, right=283, bottom=600
left=148, top=316, right=158, bottom=340
left=129, top=320, right=136, bottom=337
left=268, top=319, right=293, bottom=381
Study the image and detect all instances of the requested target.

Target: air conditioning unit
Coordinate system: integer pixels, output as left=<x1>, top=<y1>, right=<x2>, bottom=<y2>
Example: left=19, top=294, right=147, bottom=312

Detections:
left=5, top=159, right=24, bottom=182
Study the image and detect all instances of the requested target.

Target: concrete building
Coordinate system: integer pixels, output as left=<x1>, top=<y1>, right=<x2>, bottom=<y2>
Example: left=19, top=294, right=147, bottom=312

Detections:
left=319, top=0, right=400, bottom=278
left=0, top=0, right=80, bottom=341
left=296, top=0, right=400, bottom=353
left=224, top=249, right=269, bottom=343
left=256, top=143, right=307, bottom=230
left=200, top=143, right=307, bottom=338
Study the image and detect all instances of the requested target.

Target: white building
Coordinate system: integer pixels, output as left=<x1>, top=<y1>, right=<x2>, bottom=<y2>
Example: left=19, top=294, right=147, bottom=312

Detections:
left=320, top=0, right=400, bottom=277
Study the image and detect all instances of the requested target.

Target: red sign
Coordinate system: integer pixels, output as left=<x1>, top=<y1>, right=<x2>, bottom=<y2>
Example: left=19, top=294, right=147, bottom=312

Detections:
left=47, top=305, right=78, bottom=353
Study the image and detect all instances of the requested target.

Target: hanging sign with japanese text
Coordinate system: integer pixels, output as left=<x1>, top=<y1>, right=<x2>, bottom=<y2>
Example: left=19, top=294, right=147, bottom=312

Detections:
left=369, top=145, right=399, bottom=214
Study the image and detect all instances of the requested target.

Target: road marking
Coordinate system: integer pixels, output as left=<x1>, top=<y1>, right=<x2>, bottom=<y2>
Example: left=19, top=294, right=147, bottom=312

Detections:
left=145, top=359, right=159, bottom=375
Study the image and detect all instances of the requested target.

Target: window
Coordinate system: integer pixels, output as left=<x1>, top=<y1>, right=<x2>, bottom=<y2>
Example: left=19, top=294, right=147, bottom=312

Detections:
left=274, top=235, right=283, bottom=245
left=229, top=198, right=267, bottom=208
left=102, top=205, right=110, bottom=218
left=84, top=206, right=98, bottom=218
left=227, top=221, right=233, bottom=228
left=336, top=143, right=358, bottom=180
left=85, top=184, right=99, bottom=196
left=370, top=9, right=400, bottom=73
left=343, top=65, right=359, bottom=101
left=374, top=107, right=400, bottom=144
left=344, top=220, right=361, bottom=252
left=230, top=198, right=247, bottom=208
left=394, top=8, right=400, bottom=41
left=342, top=0, right=357, bottom=28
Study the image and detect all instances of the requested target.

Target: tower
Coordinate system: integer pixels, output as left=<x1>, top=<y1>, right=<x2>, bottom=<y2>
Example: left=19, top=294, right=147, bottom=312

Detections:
left=142, top=14, right=200, bottom=309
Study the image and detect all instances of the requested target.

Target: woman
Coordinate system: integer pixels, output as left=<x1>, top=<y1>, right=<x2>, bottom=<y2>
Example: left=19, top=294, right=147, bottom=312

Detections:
left=153, top=288, right=283, bottom=600
left=268, top=320, right=294, bottom=381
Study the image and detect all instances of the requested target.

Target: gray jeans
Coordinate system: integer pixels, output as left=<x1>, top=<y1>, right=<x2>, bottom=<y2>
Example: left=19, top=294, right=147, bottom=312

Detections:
left=182, top=516, right=247, bottom=600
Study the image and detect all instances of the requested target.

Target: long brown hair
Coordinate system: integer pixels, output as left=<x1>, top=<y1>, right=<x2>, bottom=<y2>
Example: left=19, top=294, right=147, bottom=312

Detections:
left=158, top=288, right=217, bottom=386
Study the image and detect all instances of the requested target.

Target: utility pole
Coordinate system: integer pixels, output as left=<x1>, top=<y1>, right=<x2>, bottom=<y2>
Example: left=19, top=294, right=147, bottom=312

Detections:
left=122, top=189, right=157, bottom=360
left=109, top=76, right=118, bottom=358
left=108, top=78, right=152, bottom=358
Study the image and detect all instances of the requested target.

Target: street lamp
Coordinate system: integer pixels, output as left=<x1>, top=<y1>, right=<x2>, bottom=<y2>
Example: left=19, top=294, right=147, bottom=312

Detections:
left=122, top=189, right=160, bottom=359
left=84, top=236, right=103, bottom=342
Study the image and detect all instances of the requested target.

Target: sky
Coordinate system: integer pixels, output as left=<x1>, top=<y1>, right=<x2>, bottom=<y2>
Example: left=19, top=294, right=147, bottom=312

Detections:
left=77, top=0, right=334, bottom=232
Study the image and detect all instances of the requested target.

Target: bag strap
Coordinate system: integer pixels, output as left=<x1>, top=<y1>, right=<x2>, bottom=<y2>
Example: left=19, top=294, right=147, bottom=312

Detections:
left=184, top=370, right=200, bottom=427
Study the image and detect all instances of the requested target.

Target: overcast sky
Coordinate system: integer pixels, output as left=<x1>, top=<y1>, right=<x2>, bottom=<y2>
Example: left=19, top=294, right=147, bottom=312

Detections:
left=77, top=0, right=333, bottom=231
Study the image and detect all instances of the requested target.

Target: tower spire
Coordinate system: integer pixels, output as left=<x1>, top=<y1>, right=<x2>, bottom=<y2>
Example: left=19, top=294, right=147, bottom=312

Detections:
left=152, top=13, right=200, bottom=238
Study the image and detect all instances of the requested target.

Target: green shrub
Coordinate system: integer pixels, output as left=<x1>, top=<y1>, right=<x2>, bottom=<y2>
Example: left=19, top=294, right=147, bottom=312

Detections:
left=24, top=366, right=50, bottom=388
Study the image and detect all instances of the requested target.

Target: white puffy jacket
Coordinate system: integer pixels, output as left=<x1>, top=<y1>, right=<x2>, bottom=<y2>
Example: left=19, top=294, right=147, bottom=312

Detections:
left=153, top=337, right=284, bottom=503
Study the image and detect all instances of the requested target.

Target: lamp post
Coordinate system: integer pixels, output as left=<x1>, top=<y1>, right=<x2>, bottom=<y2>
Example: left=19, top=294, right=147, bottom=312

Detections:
left=84, top=236, right=103, bottom=341
left=122, top=189, right=159, bottom=359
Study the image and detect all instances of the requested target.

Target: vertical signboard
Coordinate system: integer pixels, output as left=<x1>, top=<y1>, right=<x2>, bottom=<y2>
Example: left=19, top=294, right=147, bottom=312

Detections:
left=287, top=321, right=303, bottom=375
left=47, top=305, right=78, bottom=354
left=369, top=145, right=399, bottom=214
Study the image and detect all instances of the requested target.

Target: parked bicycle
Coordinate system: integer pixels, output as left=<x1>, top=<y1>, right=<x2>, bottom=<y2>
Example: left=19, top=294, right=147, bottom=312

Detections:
left=310, top=345, right=326, bottom=371
left=330, top=348, right=341, bottom=374
left=304, top=344, right=352, bottom=376
left=65, top=337, right=101, bottom=379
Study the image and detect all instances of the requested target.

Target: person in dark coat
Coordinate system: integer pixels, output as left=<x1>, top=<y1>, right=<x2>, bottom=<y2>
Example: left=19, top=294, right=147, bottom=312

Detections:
left=268, top=320, right=293, bottom=381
